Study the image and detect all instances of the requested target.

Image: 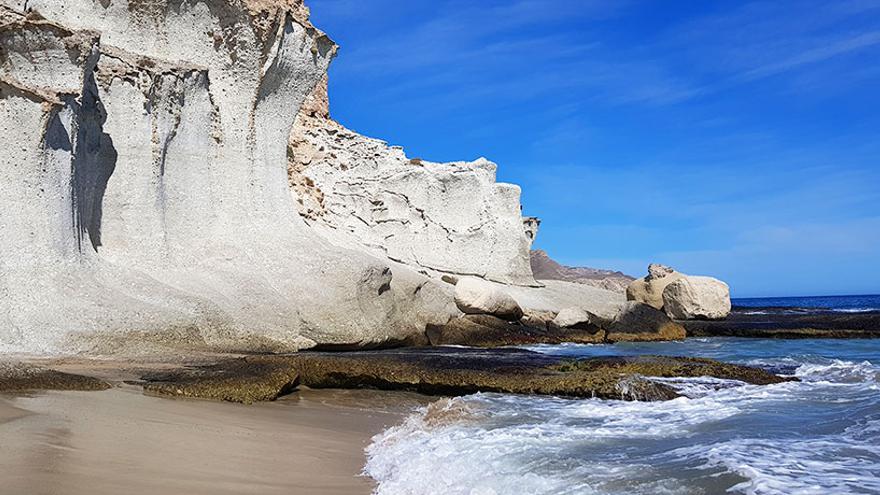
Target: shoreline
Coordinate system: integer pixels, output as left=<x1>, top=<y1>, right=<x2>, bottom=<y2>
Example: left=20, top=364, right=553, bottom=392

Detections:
left=1, top=336, right=876, bottom=494
left=0, top=383, right=429, bottom=495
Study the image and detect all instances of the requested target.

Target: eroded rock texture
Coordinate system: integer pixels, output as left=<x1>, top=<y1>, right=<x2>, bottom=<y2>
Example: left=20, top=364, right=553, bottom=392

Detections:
left=288, top=77, right=539, bottom=286
left=627, top=264, right=732, bottom=320
left=0, top=1, right=455, bottom=355
left=1, top=0, right=674, bottom=356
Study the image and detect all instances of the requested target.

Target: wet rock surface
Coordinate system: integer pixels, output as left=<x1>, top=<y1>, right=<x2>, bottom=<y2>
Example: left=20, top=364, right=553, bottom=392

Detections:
left=426, top=314, right=605, bottom=347
left=140, top=347, right=794, bottom=403
left=605, top=301, right=687, bottom=342
left=142, top=359, right=300, bottom=404
left=0, top=363, right=110, bottom=392
left=683, top=309, right=880, bottom=338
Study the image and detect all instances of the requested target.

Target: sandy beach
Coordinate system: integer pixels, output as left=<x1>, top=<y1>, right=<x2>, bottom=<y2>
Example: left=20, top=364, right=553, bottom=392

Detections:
left=0, top=383, right=429, bottom=495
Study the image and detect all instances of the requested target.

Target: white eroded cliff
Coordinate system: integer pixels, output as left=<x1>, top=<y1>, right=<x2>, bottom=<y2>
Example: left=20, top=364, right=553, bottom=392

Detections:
left=288, top=77, right=540, bottom=287
left=0, top=1, right=456, bottom=354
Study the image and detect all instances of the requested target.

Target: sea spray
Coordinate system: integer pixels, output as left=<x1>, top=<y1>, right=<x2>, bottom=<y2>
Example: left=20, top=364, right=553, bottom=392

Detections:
left=365, top=338, right=880, bottom=495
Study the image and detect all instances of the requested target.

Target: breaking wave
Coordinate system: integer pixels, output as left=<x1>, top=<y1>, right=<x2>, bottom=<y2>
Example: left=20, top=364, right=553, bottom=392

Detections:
left=365, top=340, right=880, bottom=495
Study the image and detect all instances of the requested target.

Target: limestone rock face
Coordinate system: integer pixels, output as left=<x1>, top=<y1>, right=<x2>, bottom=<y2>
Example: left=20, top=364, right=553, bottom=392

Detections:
left=288, top=78, right=539, bottom=287
left=0, top=0, right=689, bottom=355
left=551, top=308, right=594, bottom=330
left=626, top=264, right=686, bottom=309
left=454, top=277, right=523, bottom=321
left=662, top=276, right=732, bottom=320
left=0, top=0, right=455, bottom=355
left=505, top=279, right=625, bottom=324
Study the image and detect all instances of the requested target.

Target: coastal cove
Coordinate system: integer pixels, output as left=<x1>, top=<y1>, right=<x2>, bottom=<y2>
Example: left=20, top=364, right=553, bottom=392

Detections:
left=2, top=336, right=878, bottom=495
left=1, top=0, right=878, bottom=494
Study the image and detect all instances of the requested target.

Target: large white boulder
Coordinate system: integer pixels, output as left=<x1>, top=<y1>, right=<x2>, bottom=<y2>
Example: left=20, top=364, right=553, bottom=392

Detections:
left=625, top=263, right=685, bottom=310
left=662, top=276, right=731, bottom=320
left=454, top=278, right=523, bottom=321
left=551, top=308, right=594, bottom=329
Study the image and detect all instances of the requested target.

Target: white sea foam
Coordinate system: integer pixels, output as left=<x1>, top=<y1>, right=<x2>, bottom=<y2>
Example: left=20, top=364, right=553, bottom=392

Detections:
left=794, top=359, right=880, bottom=385
left=365, top=354, right=880, bottom=495
left=670, top=433, right=880, bottom=495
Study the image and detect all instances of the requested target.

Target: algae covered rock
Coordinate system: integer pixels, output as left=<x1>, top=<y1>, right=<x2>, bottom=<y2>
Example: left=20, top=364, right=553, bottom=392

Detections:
left=140, top=348, right=795, bottom=403
left=425, top=314, right=604, bottom=347
left=606, top=301, right=686, bottom=342
left=0, top=363, right=110, bottom=392
left=142, top=359, right=300, bottom=404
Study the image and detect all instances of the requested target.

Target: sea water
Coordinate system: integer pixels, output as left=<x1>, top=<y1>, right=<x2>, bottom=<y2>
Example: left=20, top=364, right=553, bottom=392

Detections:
left=733, top=294, right=880, bottom=314
left=364, top=336, right=880, bottom=494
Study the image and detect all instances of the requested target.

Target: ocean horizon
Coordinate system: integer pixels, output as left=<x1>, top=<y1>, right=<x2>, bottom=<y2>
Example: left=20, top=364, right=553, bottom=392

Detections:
left=733, top=294, right=880, bottom=308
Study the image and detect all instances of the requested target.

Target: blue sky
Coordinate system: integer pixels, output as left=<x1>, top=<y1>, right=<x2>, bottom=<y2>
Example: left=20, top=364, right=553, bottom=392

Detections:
left=308, top=0, right=880, bottom=297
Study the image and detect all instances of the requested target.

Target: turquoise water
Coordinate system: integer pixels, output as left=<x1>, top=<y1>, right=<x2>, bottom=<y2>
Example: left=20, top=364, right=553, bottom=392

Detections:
left=365, top=338, right=880, bottom=494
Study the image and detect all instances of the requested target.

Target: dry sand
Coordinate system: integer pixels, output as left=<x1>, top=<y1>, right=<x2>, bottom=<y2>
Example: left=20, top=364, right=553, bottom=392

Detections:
left=0, top=383, right=429, bottom=495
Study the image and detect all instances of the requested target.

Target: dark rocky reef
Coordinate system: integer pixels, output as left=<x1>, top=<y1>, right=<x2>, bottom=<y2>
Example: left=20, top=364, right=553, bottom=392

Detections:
left=426, top=314, right=605, bottom=347
left=140, top=347, right=793, bottom=403
left=426, top=306, right=685, bottom=348
left=142, top=359, right=300, bottom=404
left=683, top=308, right=880, bottom=339
left=0, top=363, right=110, bottom=392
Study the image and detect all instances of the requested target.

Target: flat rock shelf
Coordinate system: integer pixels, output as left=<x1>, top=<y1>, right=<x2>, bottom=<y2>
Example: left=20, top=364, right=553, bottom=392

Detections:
left=683, top=310, right=880, bottom=338
left=140, top=347, right=794, bottom=403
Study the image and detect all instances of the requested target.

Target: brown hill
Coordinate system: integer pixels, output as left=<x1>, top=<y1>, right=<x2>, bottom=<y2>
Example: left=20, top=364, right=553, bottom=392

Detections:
left=530, top=250, right=635, bottom=294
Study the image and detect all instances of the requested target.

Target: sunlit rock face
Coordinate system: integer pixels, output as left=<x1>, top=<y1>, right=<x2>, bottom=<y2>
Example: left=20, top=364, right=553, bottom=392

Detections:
left=288, top=77, right=540, bottom=287
left=0, top=1, right=455, bottom=355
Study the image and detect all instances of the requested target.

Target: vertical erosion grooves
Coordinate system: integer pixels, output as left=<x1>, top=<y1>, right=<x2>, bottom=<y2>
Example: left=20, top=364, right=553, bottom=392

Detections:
left=0, top=1, right=450, bottom=354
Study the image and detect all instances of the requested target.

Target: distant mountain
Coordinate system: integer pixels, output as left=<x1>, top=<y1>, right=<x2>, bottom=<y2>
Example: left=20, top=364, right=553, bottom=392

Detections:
left=530, top=250, right=635, bottom=294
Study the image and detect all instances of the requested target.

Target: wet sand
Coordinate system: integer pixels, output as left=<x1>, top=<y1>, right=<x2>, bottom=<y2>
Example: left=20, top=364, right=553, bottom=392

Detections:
left=0, top=383, right=429, bottom=495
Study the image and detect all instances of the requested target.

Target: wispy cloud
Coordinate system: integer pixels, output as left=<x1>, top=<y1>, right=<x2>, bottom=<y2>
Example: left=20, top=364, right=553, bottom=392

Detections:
left=737, top=31, right=880, bottom=81
left=316, top=0, right=880, bottom=109
left=310, top=0, right=880, bottom=295
left=315, top=0, right=699, bottom=108
left=659, top=0, right=880, bottom=93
